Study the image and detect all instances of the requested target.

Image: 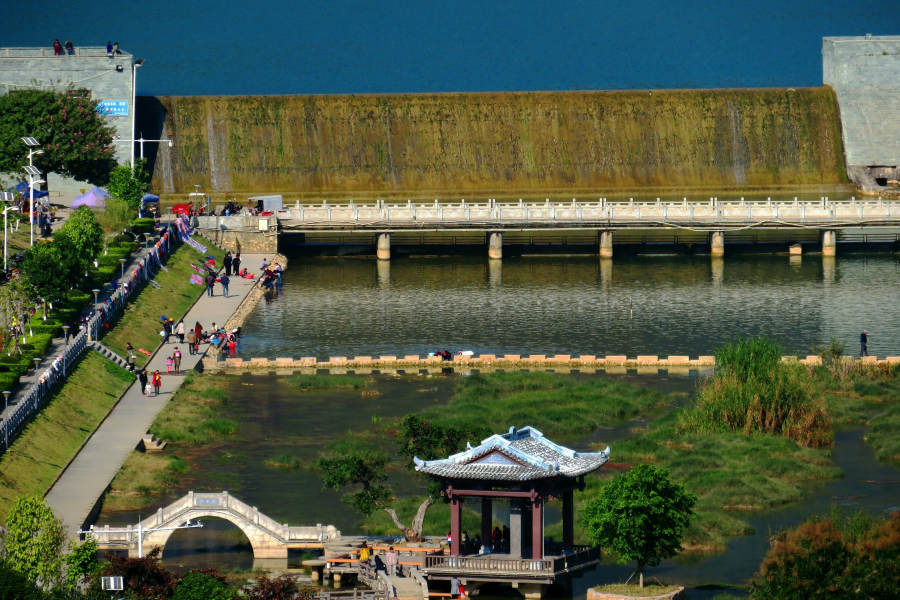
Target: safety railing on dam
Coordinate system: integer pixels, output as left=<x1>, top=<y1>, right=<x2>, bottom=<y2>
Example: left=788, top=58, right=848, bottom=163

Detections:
left=213, top=197, right=900, bottom=231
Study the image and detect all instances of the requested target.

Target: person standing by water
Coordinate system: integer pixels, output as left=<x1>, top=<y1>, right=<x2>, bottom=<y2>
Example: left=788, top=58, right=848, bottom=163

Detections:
left=260, top=257, right=268, bottom=271
left=223, top=252, right=233, bottom=276
left=106, top=41, right=113, bottom=56
left=220, top=273, right=230, bottom=298
left=64, top=40, right=74, bottom=55
left=53, top=39, right=63, bottom=55
left=385, top=547, right=398, bottom=577
left=861, top=330, right=869, bottom=357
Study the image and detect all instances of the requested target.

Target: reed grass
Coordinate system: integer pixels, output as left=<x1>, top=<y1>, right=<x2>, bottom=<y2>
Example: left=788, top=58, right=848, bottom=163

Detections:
left=418, top=371, right=669, bottom=436
left=867, top=404, right=900, bottom=463
left=284, top=374, right=373, bottom=390
left=148, top=373, right=238, bottom=444
left=679, top=337, right=831, bottom=448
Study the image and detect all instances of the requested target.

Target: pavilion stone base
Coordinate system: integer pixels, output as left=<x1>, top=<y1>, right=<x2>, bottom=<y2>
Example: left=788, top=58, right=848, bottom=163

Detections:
left=515, top=583, right=547, bottom=599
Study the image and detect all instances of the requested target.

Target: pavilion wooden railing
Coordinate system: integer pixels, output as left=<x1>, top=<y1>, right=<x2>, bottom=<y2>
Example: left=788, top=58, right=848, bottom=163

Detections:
left=423, top=545, right=601, bottom=575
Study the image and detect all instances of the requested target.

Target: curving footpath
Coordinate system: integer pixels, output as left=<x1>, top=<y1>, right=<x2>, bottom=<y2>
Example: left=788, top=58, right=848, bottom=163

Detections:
left=46, top=253, right=276, bottom=537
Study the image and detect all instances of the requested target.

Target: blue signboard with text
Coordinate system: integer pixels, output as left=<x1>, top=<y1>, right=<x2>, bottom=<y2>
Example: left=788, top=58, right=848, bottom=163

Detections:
left=97, top=100, right=129, bottom=116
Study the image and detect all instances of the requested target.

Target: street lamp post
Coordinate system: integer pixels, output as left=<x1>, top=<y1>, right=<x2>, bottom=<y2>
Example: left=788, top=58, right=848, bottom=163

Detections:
left=21, top=138, right=43, bottom=247
left=61, top=325, right=70, bottom=378
left=130, top=58, right=144, bottom=167
left=2, top=390, right=10, bottom=449
left=114, top=137, right=172, bottom=160
left=92, top=289, right=101, bottom=340
left=119, top=258, right=127, bottom=288
left=1, top=203, right=19, bottom=271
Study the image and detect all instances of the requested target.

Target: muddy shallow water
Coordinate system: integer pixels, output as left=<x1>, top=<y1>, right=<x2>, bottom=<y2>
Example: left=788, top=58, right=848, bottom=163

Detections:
left=95, top=371, right=900, bottom=598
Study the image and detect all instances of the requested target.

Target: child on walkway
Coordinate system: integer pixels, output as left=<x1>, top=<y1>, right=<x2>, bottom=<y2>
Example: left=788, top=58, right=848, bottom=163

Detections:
left=166, top=356, right=174, bottom=374
left=152, top=371, right=162, bottom=395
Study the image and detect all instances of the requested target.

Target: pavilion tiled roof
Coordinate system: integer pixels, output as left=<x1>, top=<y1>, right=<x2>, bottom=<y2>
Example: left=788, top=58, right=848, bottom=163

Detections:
left=413, top=426, right=609, bottom=481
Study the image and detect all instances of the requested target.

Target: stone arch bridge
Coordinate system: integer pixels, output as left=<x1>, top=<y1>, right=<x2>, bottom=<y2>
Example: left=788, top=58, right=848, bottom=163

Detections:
left=88, top=492, right=340, bottom=562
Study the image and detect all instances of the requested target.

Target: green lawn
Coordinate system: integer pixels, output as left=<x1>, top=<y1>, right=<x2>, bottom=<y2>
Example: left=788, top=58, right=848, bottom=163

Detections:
left=101, top=236, right=224, bottom=367
left=0, top=352, right=134, bottom=523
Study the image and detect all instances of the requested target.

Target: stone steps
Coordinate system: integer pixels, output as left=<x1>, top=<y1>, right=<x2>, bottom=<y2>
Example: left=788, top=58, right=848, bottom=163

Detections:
left=140, top=433, right=166, bottom=453
left=88, top=341, right=130, bottom=370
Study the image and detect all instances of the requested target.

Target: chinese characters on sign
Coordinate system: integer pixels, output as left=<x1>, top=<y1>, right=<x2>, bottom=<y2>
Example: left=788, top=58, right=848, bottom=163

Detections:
left=96, top=100, right=129, bottom=116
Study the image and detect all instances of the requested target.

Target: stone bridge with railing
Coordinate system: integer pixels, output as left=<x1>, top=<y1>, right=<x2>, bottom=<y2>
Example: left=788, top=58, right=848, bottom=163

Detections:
left=87, top=492, right=340, bottom=562
left=197, top=196, right=900, bottom=259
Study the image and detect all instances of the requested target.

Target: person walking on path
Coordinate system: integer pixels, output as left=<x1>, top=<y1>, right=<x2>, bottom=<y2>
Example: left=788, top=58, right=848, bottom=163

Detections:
left=223, top=252, right=233, bottom=276
left=53, top=39, right=63, bottom=55
left=219, top=273, right=230, bottom=298
left=138, top=369, right=148, bottom=396
left=205, top=272, right=216, bottom=297
left=233, top=253, right=241, bottom=275
left=186, top=329, right=196, bottom=355
left=165, top=356, right=174, bottom=374
left=173, top=347, right=182, bottom=374
left=385, top=547, right=398, bottom=577
left=194, top=322, right=202, bottom=354
left=152, top=371, right=162, bottom=395
left=861, top=330, right=869, bottom=357
left=176, top=321, right=185, bottom=343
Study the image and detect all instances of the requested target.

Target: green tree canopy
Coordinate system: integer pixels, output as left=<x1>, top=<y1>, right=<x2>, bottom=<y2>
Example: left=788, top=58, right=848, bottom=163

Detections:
left=21, top=241, right=76, bottom=301
left=96, top=196, right=137, bottom=248
left=0, top=88, right=117, bottom=186
left=580, top=465, right=696, bottom=587
left=0, top=560, right=44, bottom=600
left=3, top=496, right=68, bottom=589
left=317, top=415, right=487, bottom=541
left=56, top=206, right=104, bottom=273
left=172, top=570, right=234, bottom=600
left=106, top=159, right=150, bottom=212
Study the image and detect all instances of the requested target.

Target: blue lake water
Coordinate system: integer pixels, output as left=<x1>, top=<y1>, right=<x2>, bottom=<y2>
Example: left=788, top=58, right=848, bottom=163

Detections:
left=4, top=0, right=894, bottom=96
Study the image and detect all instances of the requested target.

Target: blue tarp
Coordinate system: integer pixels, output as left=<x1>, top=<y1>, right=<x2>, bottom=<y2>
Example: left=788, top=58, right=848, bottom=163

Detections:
left=142, top=193, right=160, bottom=203
left=29, top=188, right=49, bottom=199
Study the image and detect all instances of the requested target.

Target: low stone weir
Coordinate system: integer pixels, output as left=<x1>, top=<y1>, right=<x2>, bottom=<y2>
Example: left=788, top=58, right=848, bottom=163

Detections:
left=204, top=353, right=898, bottom=373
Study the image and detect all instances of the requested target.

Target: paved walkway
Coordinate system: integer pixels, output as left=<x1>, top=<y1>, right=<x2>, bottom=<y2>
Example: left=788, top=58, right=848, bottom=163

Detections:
left=46, top=253, right=273, bottom=537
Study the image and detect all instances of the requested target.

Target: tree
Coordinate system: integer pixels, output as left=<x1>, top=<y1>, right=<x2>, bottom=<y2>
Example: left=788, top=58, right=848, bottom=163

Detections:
left=318, top=415, right=488, bottom=542
left=0, top=88, right=117, bottom=186
left=96, top=196, right=137, bottom=250
left=56, top=206, right=104, bottom=274
left=106, top=159, right=150, bottom=212
left=580, top=465, right=696, bottom=588
left=173, top=570, right=233, bottom=600
left=100, top=548, right=176, bottom=600
left=751, top=508, right=900, bottom=600
left=21, top=242, right=75, bottom=301
left=3, top=496, right=68, bottom=589
left=243, top=573, right=316, bottom=600
left=63, top=538, right=100, bottom=591
left=0, top=560, right=44, bottom=600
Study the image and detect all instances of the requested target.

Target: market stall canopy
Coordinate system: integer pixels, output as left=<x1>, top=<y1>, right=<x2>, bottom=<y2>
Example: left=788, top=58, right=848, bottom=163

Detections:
left=142, top=193, right=160, bottom=203
left=71, top=187, right=110, bottom=209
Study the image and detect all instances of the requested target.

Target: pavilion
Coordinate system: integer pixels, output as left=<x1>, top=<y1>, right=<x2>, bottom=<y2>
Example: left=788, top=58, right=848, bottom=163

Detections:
left=414, top=426, right=609, bottom=568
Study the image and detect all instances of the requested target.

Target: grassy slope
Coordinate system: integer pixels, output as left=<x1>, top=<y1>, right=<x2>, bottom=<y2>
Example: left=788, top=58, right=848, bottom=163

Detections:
left=417, top=371, right=670, bottom=435
left=0, top=352, right=134, bottom=522
left=101, top=236, right=224, bottom=367
left=103, top=372, right=238, bottom=512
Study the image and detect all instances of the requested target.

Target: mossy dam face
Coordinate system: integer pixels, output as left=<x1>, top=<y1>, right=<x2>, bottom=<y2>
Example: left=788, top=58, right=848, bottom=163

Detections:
left=141, top=87, right=848, bottom=196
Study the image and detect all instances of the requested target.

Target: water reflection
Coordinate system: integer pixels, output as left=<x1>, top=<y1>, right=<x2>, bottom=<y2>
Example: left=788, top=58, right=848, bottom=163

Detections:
left=238, top=255, right=900, bottom=359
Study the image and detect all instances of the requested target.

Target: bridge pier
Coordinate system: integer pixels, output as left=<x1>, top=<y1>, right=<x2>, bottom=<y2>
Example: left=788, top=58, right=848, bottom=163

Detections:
left=790, top=243, right=803, bottom=256
left=822, top=230, right=836, bottom=257
left=599, top=230, right=613, bottom=259
left=488, top=232, right=503, bottom=260
left=710, top=231, right=725, bottom=257
left=376, top=233, right=391, bottom=260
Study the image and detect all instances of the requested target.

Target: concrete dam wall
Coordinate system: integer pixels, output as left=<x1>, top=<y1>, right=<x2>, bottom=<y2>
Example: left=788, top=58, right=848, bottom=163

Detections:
left=142, top=88, right=848, bottom=195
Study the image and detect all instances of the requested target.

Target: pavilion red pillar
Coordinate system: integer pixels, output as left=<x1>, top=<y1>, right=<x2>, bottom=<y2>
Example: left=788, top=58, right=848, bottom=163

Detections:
left=481, top=497, right=492, bottom=546
left=450, top=494, right=461, bottom=556
left=562, top=490, right=574, bottom=552
left=532, top=495, right=543, bottom=559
